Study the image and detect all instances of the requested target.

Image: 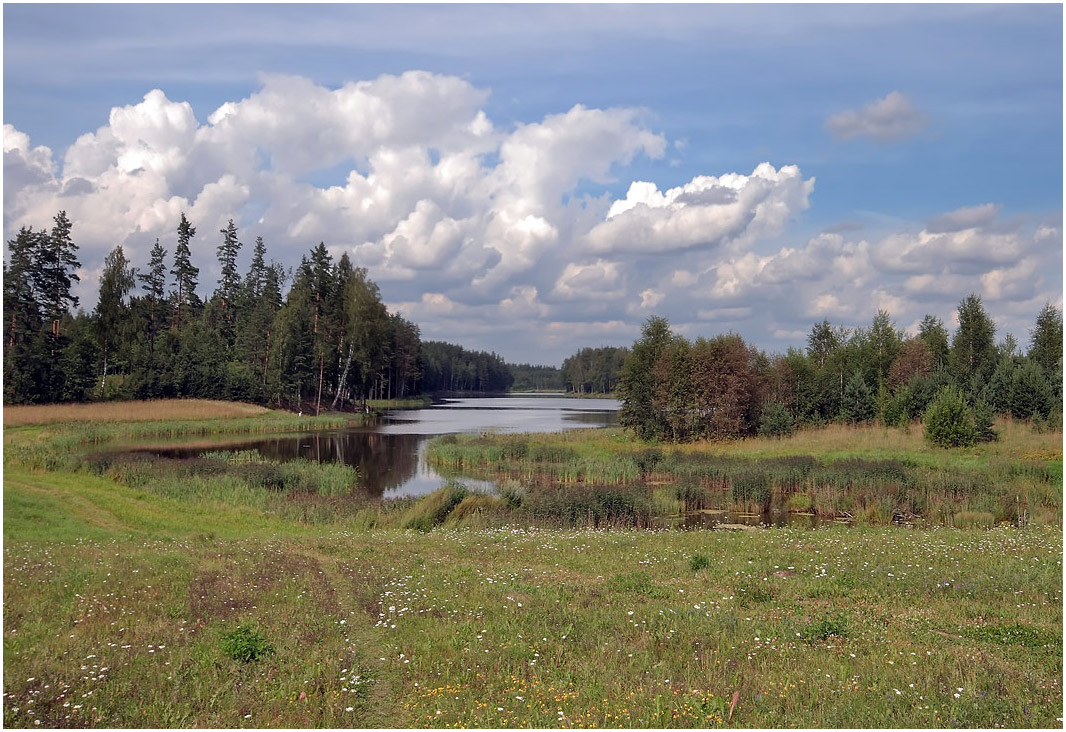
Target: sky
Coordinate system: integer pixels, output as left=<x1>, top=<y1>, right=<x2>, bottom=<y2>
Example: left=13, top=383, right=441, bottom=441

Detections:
left=3, top=3, right=1063, bottom=366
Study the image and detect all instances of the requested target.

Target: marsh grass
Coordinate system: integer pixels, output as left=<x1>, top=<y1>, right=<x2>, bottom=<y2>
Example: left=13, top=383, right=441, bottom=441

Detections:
left=427, top=422, right=1062, bottom=526
left=2, top=399, right=272, bottom=426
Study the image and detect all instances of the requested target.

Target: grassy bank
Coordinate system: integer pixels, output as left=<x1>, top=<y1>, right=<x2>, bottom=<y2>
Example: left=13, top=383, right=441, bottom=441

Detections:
left=3, top=399, right=364, bottom=473
left=426, top=422, right=1063, bottom=526
left=4, top=464, right=1061, bottom=728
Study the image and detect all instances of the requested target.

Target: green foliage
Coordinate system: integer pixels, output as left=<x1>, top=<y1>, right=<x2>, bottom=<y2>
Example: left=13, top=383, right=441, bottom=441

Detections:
left=688, top=553, right=711, bottom=571
left=220, top=624, right=274, bottom=663
left=402, top=483, right=470, bottom=531
left=950, top=294, right=997, bottom=389
left=735, top=579, right=776, bottom=606
left=1009, top=360, right=1054, bottom=420
left=606, top=570, right=668, bottom=598
left=841, top=371, right=876, bottom=424
left=731, top=470, right=771, bottom=509
left=635, top=448, right=664, bottom=476
left=758, top=402, right=795, bottom=437
left=923, top=386, right=976, bottom=448
left=619, top=316, right=673, bottom=441
left=1028, top=303, right=1063, bottom=376
left=962, top=623, right=1058, bottom=649
left=803, top=615, right=849, bottom=642
left=562, top=345, right=628, bottom=394
left=420, top=340, right=513, bottom=393
left=972, top=400, right=998, bottom=443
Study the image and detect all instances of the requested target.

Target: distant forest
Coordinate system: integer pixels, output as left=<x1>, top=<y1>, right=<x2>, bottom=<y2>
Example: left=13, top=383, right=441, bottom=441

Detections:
left=5, top=211, right=1062, bottom=428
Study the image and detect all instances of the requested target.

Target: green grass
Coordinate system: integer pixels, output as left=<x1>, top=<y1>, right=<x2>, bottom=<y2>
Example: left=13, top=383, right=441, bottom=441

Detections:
left=426, top=422, right=1063, bottom=526
left=3, top=473, right=1061, bottom=727
left=2, top=408, right=1062, bottom=727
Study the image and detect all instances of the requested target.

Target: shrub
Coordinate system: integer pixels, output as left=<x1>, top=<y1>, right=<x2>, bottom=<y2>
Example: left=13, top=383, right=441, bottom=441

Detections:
left=758, top=402, right=794, bottom=438
left=496, top=481, right=525, bottom=509
left=923, top=386, right=976, bottom=448
left=972, top=400, right=999, bottom=443
left=220, top=624, right=274, bottom=663
left=841, top=372, right=876, bottom=424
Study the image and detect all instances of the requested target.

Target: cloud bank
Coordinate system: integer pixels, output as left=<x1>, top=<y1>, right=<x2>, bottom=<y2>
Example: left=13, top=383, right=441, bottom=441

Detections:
left=4, top=72, right=1060, bottom=363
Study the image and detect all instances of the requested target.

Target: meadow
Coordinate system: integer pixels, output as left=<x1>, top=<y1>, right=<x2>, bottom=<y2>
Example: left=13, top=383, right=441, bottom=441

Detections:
left=3, top=401, right=1062, bottom=728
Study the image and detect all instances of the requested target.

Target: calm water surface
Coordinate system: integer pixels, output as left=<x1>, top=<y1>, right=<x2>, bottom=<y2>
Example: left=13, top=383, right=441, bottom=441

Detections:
left=156, top=396, right=620, bottom=499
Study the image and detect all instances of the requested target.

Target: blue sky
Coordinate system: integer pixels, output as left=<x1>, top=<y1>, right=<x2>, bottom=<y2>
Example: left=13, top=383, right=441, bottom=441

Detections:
left=4, top=4, right=1062, bottom=364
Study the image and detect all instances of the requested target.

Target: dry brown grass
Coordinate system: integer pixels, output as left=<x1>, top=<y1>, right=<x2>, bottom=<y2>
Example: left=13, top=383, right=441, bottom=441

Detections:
left=3, top=399, right=271, bottom=427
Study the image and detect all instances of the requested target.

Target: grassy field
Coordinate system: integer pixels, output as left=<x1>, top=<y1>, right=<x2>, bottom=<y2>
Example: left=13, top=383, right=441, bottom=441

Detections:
left=2, top=402, right=1062, bottom=728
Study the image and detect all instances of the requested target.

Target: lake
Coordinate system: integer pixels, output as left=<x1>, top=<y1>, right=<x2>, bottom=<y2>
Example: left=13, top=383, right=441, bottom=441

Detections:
left=153, top=396, right=620, bottom=499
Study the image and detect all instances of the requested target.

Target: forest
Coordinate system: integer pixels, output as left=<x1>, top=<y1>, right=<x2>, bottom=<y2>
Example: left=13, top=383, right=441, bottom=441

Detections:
left=3, top=211, right=513, bottom=410
left=4, top=211, right=1062, bottom=428
left=619, top=302, right=1063, bottom=444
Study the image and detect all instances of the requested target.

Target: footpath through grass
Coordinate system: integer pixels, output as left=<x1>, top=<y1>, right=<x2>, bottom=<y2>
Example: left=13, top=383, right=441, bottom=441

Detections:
left=2, top=402, right=1063, bottom=727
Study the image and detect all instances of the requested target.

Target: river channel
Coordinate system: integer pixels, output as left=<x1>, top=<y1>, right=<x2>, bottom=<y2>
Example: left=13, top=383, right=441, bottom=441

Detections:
left=153, top=396, right=621, bottom=499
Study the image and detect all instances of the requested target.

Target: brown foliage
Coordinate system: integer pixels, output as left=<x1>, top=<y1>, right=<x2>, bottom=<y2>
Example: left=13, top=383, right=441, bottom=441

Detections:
left=889, top=338, right=932, bottom=389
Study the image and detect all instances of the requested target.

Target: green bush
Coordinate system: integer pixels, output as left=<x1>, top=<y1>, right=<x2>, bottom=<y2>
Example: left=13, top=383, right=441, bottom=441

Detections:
left=802, top=615, right=848, bottom=642
left=923, top=386, right=976, bottom=448
left=220, top=624, right=274, bottom=663
left=972, top=400, right=999, bottom=443
left=689, top=554, right=711, bottom=571
left=758, top=402, right=795, bottom=438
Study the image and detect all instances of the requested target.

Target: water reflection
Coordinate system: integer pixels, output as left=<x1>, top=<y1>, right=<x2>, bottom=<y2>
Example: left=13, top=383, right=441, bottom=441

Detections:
left=149, top=396, right=619, bottom=499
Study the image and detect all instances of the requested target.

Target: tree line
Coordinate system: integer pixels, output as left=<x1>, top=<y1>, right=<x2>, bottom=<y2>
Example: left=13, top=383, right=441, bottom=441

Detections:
left=2, top=212, right=512, bottom=410
left=619, top=299, right=1063, bottom=442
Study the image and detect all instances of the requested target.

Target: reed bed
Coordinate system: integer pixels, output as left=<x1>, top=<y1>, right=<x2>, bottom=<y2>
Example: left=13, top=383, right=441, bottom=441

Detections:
left=3, top=399, right=272, bottom=426
left=427, top=423, right=1062, bottom=527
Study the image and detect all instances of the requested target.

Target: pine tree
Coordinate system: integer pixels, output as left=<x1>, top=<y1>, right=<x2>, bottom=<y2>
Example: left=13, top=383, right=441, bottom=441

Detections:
left=918, top=314, right=950, bottom=371
left=213, top=219, right=243, bottom=349
left=138, top=239, right=168, bottom=355
left=1028, top=303, right=1063, bottom=376
left=841, top=371, right=876, bottom=424
left=3, top=227, right=46, bottom=403
left=950, top=294, right=996, bottom=388
left=171, top=213, right=200, bottom=330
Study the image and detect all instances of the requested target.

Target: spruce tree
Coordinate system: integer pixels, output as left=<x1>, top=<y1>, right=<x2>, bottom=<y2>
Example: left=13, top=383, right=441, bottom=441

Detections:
left=918, top=314, right=950, bottom=371
left=138, top=239, right=168, bottom=354
left=3, top=227, right=46, bottom=402
left=1028, top=304, right=1063, bottom=376
left=171, top=213, right=200, bottom=330
left=950, top=294, right=996, bottom=387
